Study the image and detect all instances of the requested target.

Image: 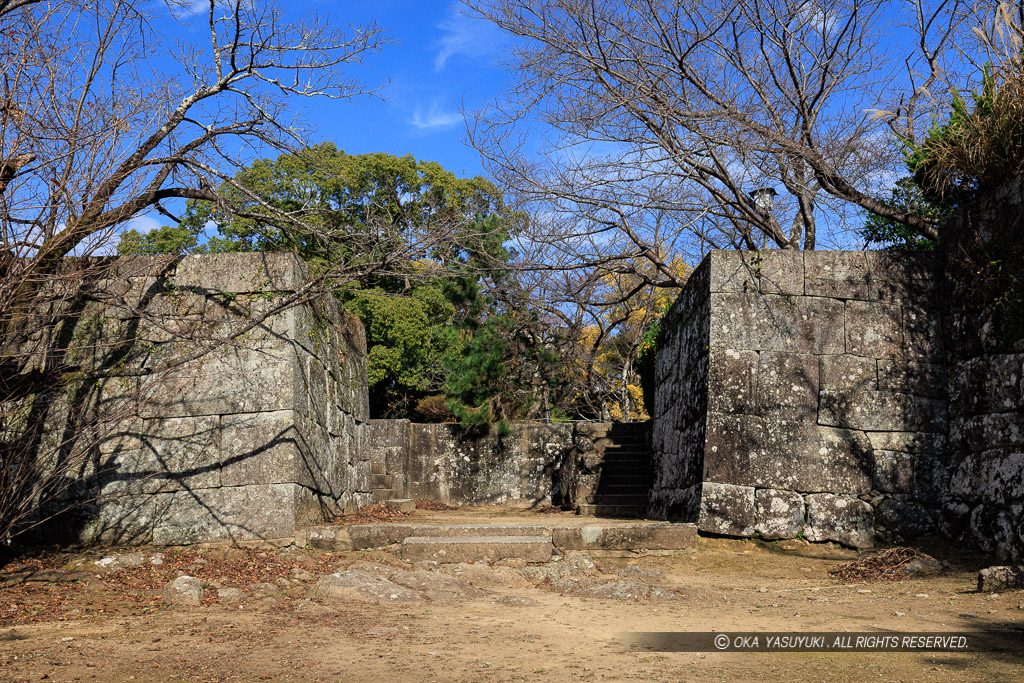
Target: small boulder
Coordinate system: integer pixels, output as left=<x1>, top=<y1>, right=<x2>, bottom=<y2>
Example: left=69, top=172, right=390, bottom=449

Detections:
left=573, top=580, right=678, bottom=601
left=441, top=563, right=532, bottom=589
left=217, top=588, right=244, bottom=603
left=309, top=570, right=424, bottom=604
left=978, top=566, right=1024, bottom=593
left=163, top=576, right=203, bottom=606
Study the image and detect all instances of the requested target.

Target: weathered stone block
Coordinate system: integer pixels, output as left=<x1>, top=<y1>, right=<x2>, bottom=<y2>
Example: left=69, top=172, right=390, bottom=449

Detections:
left=551, top=523, right=697, bottom=551
left=902, top=305, right=944, bottom=361
left=754, top=488, right=805, bottom=540
left=804, top=493, right=874, bottom=548
left=949, top=450, right=1024, bottom=508
left=698, top=482, right=755, bottom=536
left=866, top=431, right=947, bottom=455
left=709, top=293, right=845, bottom=354
left=172, top=252, right=309, bottom=293
left=977, top=565, right=1024, bottom=592
left=952, top=412, right=1024, bottom=453
left=819, top=354, right=877, bottom=393
left=399, top=536, right=553, bottom=563
left=139, top=341, right=300, bottom=418
left=819, top=389, right=947, bottom=432
left=969, top=505, right=1020, bottom=561
left=98, top=416, right=220, bottom=494
left=866, top=252, right=939, bottom=303
left=845, top=301, right=903, bottom=358
left=877, top=360, right=946, bottom=398
left=804, top=251, right=872, bottom=299
left=874, top=498, right=934, bottom=539
left=707, top=348, right=758, bottom=414
left=707, top=250, right=804, bottom=295
left=220, top=411, right=300, bottom=487
left=704, top=414, right=871, bottom=493
left=756, top=351, right=819, bottom=421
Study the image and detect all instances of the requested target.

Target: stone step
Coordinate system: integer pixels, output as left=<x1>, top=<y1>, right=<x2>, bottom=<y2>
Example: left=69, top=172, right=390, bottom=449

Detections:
left=371, top=488, right=395, bottom=503
left=400, top=535, right=553, bottom=563
left=552, top=523, right=697, bottom=551
left=599, top=465, right=654, bottom=477
left=583, top=494, right=650, bottom=506
left=404, top=524, right=552, bottom=538
left=588, top=485, right=653, bottom=496
left=346, top=523, right=552, bottom=549
left=577, top=503, right=649, bottom=517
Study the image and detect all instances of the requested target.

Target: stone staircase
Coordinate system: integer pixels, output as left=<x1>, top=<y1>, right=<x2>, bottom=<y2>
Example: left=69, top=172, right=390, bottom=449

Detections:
left=577, top=422, right=653, bottom=517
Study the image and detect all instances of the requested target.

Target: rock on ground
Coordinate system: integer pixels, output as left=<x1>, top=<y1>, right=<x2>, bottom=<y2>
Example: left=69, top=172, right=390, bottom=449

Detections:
left=440, top=563, right=532, bottom=589
left=309, top=570, right=424, bottom=604
left=978, top=566, right=1024, bottom=592
left=572, top=580, right=679, bottom=601
left=163, top=576, right=204, bottom=606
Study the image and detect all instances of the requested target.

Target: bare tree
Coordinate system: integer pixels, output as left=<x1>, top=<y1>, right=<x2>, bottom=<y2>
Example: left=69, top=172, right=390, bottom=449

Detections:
left=0, top=0, right=391, bottom=541
left=464, top=0, right=979, bottom=266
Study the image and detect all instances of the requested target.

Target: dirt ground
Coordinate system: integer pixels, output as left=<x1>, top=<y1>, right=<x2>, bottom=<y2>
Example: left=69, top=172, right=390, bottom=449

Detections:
left=1, top=527, right=1022, bottom=683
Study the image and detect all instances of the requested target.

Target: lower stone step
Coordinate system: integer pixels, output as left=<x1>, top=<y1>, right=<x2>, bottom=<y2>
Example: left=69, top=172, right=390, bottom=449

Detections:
left=576, top=504, right=649, bottom=517
left=400, top=535, right=553, bottom=563
left=583, top=494, right=650, bottom=506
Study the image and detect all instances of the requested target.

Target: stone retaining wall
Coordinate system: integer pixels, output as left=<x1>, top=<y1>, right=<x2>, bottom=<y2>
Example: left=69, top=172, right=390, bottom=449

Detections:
left=367, top=420, right=588, bottom=507
left=653, top=250, right=948, bottom=548
left=36, top=252, right=370, bottom=545
left=940, top=180, right=1024, bottom=561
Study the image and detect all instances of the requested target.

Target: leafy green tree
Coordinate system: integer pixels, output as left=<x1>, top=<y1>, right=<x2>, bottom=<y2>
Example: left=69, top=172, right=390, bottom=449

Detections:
left=860, top=178, right=946, bottom=251
left=118, top=146, right=538, bottom=422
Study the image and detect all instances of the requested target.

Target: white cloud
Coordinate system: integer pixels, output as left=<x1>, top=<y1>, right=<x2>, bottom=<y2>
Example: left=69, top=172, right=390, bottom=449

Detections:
left=434, top=9, right=503, bottom=72
left=126, top=214, right=162, bottom=234
left=410, top=101, right=462, bottom=131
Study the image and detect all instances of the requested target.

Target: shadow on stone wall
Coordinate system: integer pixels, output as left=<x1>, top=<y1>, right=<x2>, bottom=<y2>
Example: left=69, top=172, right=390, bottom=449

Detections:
left=12, top=253, right=371, bottom=547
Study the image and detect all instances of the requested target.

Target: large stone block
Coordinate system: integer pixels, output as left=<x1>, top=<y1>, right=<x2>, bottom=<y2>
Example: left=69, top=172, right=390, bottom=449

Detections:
left=865, top=431, right=947, bottom=455
left=874, top=499, right=935, bottom=539
left=97, top=416, right=220, bottom=494
left=902, top=305, right=945, bottom=361
left=951, top=412, right=1024, bottom=453
left=756, top=351, right=819, bottom=421
left=804, top=493, right=874, bottom=548
left=819, top=354, right=877, bottom=393
left=951, top=354, right=1024, bottom=417
left=819, top=389, right=947, bottom=432
left=220, top=411, right=300, bottom=487
left=845, top=301, right=903, bottom=358
left=968, top=505, right=1021, bottom=562
left=704, top=414, right=871, bottom=493
left=949, top=450, right=1024, bottom=508
left=698, top=482, right=755, bottom=536
left=172, top=252, right=309, bottom=293
left=707, top=250, right=804, bottom=295
left=804, top=251, right=872, bottom=300
left=709, top=293, right=845, bottom=354
left=865, top=252, right=939, bottom=303
left=139, top=341, right=300, bottom=418
left=707, top=348, right=758, bottom=414
left=86, top=483, right=301, bottom=546
left=877, top=360, right=946, bottom=398
left=648, top=484, right=701, bottom=522
left=754, top=488, right=805, bottom=540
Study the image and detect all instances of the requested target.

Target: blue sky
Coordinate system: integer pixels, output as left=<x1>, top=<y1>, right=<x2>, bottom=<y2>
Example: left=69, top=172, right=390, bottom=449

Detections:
left=302, top=1, right=507, bottom=177
left=264, top=1, right=507, bottom=176
left=126, top=2, right=505, bottom=236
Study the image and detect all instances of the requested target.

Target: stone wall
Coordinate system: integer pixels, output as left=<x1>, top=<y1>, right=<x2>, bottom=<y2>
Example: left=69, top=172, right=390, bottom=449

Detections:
left=649, top=260, right=710, bottom=521
left=652, top=250, right=948, bottom=548
left=36, top=252, right=370, bottom=545
left=940, top=180, right=1024, bottom=562
left=367, top=420, right=580, bottom=507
